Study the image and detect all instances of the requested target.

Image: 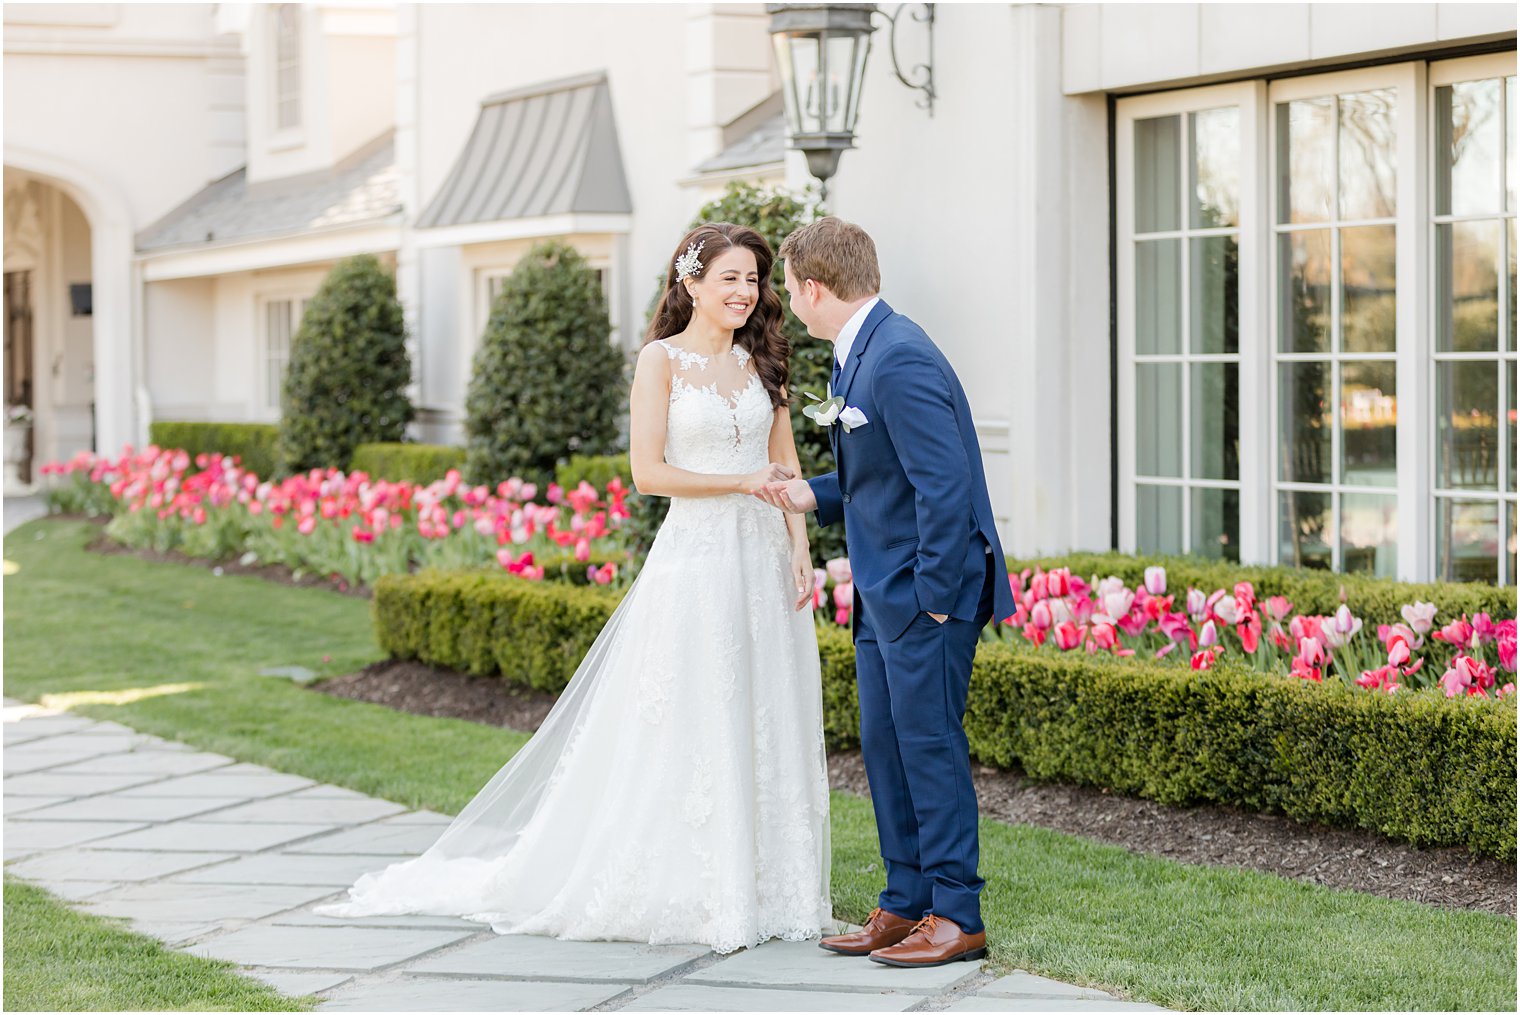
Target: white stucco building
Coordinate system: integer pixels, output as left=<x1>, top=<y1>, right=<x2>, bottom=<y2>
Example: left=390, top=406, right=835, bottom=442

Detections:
left=4, top=3, right=1516, bottom=584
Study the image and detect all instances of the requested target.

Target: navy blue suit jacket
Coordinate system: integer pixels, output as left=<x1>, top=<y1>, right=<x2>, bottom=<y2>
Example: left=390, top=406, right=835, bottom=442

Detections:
left=808, top=299, right=1016, bottom=643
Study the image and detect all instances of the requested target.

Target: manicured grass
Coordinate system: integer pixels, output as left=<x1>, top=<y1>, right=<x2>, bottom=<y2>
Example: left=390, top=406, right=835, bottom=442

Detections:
left=5, top=518, right=1516, bottom=1012
left=3, top=878, right=311, bottom=1012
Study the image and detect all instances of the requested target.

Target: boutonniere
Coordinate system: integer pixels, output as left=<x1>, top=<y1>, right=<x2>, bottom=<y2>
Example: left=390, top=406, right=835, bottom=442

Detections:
left=802, top=384, right=870, bottom=432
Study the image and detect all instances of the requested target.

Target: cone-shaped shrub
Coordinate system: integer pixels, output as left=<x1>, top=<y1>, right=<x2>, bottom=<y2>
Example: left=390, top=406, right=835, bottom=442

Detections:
left=463, top=241, right=625, bottom=489
left=279, top=254, right=414, bottom=473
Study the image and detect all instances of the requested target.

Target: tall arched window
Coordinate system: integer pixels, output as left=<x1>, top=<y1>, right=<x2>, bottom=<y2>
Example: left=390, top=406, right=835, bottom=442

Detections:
left=274, top=4, right=301, bottom=131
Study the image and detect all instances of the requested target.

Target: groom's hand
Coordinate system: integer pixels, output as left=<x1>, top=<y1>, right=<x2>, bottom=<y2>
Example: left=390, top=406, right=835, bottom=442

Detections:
left=754, top=478, right=817, bottom=514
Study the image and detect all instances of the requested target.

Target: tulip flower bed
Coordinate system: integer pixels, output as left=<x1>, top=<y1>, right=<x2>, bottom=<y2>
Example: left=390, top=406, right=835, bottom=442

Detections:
left=372, top=567, right=1516, bottom=858
left=995, top=564, right=1515, bottom=701
left=809, top=556, right=1515, bottom=701
left=41, top=446, right=632, bottom=590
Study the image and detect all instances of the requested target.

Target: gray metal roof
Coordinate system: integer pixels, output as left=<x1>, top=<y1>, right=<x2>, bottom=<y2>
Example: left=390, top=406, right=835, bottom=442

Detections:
left=693, top=112, right=786, bottom=174
left=135, top=132, right=400, bottom=253
left=417, top=72, right=631, bottom=228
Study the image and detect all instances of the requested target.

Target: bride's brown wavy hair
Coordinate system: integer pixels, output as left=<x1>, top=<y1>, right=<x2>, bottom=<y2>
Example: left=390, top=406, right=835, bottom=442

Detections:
left=644, top=223, right=790, bottom=409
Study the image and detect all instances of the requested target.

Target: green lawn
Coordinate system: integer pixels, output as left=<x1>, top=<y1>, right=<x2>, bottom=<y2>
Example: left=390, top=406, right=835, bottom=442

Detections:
left=5, top=518, right=1516, bottom=1012
left=3, top=877, right=312, bottom=1012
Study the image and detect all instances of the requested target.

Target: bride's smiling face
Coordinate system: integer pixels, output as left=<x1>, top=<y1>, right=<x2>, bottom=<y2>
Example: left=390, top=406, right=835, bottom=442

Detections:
left=684, top=246, right=759, bottom=329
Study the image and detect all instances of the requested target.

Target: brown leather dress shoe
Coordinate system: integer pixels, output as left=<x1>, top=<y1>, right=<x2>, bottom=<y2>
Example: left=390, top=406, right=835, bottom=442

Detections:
left=818, top=907, right=918, bottom=955
left=868, top=914, right=987, bottom=967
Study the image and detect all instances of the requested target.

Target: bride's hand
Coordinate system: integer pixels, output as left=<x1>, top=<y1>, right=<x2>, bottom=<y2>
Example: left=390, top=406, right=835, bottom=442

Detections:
left=791, top=545, right=815, bottom=612
left=742, top=462, right=795, bottom=494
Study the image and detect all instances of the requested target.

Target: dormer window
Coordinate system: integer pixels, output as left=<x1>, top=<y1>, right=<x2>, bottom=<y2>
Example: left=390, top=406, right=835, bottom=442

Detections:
left=274, top=3, right=301, bottom=131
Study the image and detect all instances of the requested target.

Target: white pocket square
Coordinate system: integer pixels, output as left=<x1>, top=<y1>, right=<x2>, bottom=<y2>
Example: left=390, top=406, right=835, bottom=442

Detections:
left=838, top=406, right=869, bottom=432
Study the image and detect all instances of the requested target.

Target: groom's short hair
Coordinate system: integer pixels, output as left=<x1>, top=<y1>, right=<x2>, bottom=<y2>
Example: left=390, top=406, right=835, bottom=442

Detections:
left=778, top=217, right=881, bottom=302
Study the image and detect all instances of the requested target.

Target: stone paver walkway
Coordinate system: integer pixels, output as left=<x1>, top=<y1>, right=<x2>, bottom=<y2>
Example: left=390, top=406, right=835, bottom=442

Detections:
left=3, top=699, right=1167, bottom=1012
left=4, top=494, right=48, bottom=536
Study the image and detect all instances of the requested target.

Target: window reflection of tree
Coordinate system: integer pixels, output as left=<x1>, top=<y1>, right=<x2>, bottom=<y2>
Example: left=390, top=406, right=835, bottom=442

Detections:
left=1282, top=262, right=1332, bottom=569
left=1338, top=92, right=1396, bottom=219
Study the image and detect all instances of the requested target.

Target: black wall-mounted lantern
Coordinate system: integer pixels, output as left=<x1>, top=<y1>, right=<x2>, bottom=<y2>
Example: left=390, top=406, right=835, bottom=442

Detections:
left=766, top=3, right=936, bottom=198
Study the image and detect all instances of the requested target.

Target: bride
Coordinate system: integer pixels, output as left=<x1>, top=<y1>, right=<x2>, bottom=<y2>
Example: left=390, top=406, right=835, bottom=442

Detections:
left=315, top=223, right=833, bottom=954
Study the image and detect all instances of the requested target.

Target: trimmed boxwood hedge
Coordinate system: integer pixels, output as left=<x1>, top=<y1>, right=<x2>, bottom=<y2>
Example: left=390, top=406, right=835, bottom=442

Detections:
left=1008, top=551, right=1512, bottom=625
left=148, top=422, right=282, bottom=481
left=349, top=443, right=466, bottom=485
left=372, top=568, right=1517, bottom=858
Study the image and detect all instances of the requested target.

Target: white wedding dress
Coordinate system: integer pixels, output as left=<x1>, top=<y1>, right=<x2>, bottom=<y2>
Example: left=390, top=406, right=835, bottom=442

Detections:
left=315, top=339, right=833, bottom=954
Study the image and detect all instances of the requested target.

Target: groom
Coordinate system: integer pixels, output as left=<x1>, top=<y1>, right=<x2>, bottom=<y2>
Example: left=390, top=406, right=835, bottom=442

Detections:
left=757, top=217, right=1016, bottom=968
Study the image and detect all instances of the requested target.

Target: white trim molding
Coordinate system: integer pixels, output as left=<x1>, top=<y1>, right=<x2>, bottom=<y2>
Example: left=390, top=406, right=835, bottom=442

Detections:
left=413, top=214, right=634, bottom=250
left=137, top=220, right=403, bottom=281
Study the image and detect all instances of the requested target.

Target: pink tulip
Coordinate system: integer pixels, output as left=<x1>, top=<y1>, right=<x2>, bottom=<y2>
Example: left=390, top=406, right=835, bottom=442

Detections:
left=1498, top=682, right=1516, bottom=699
left=833, top=581, right=853, bottom=609
left=1143, top=566, right=1167, bottom=595
left=1265, top=596, right=1293, bottom=623
left=1185, top=588, right=1208, bottom=622
left=1156, top=642, right=1178, bottom=660
left=1030, top=600, right=1054, bottom=631
left=351, top=526, right=374, bottom=544
left=1046, top=568, right=1072, bottom=598
left=1356, top=665, right=1401, bottom=693
left=1434, top=616, right=1474, bottom=648
left=1101, top=589, right=1135, bottom=624
left=520, top=482, right=538, bottom=501
left=297, top=516, right=317, bottom=536
left=1472, top=613, right=1498, bottom=644
left=825, top=557, right=853, bottom=584
left=1212, top=594, right=1240, bottom=626
left=1323, top=605, right=1363, bottom=649
left=1053, top=621, right=1084, bottom=651
left=1440, top=654, right=1494, bottom=697
left=573, top=538, right=591, bottom=563
left=1401, top=601, right=1437, bottom=635
left=1089, top=623, right=1119, bottom=652
left=835, top=606, right=851, bottom=626
left=1497, top=620, right=1516, bottom=673
left=1191, top=648, right=1219, bottom=671
left=1199, top=619, right=1218, bottom=648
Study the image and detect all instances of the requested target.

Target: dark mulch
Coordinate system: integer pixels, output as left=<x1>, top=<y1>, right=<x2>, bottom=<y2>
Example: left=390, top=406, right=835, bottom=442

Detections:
left=85, top=528, right=372, bottom=599
left=315, top=659, right=1516, bottom=918
left=829, top=752, right=1515, bottom=917
left=317, top=659, right=558, bottom=730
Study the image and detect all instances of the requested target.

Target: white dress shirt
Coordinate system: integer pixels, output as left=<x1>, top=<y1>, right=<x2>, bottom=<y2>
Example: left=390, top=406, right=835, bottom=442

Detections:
left=833, top=296, right=881, bottom=370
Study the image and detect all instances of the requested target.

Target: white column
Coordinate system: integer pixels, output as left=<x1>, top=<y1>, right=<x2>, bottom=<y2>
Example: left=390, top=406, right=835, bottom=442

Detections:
left=685, top=4, right=775, bottom=168
left=1004, top=4, right=1112, bottom=556
left=394, top=1, right=424, bottom=426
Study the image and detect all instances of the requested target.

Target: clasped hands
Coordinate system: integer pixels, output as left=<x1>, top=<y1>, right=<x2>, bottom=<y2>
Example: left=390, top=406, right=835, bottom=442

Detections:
left=747, top=463, right=817, bottom=515
left=748, top=466, right=947, bottom=625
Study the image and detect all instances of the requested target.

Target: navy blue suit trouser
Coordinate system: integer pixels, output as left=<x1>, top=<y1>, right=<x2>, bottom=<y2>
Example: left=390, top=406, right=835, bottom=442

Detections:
left=852, top=553, right=994, bottom=934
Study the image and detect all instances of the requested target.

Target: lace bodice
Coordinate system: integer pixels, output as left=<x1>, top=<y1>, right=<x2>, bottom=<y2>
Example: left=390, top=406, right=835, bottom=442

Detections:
left=658, top=339, right=773, bottom=476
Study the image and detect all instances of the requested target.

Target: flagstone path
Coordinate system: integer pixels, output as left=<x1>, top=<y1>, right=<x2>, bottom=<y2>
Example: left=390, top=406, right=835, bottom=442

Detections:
left=3, top=699, right=1167, bottom=1012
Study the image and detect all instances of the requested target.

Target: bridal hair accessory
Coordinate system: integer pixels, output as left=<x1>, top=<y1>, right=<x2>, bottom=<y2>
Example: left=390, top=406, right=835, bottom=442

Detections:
left=675, top=239, right=706, bottom=281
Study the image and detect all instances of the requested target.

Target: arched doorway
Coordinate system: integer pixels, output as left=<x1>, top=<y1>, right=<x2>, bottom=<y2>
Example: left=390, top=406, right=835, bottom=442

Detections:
left=2, top=147, right=138, bottom=485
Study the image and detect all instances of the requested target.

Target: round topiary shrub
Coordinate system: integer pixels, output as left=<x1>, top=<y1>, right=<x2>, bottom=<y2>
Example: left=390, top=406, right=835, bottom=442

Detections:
left=463, top=241, right=626, bottom=489
left=278, top=254, right=414, bottom=474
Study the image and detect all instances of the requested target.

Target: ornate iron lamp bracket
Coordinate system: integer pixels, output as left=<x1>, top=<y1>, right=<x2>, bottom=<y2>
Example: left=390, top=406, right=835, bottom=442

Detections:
left=877, top=3, right=935, bottom=116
